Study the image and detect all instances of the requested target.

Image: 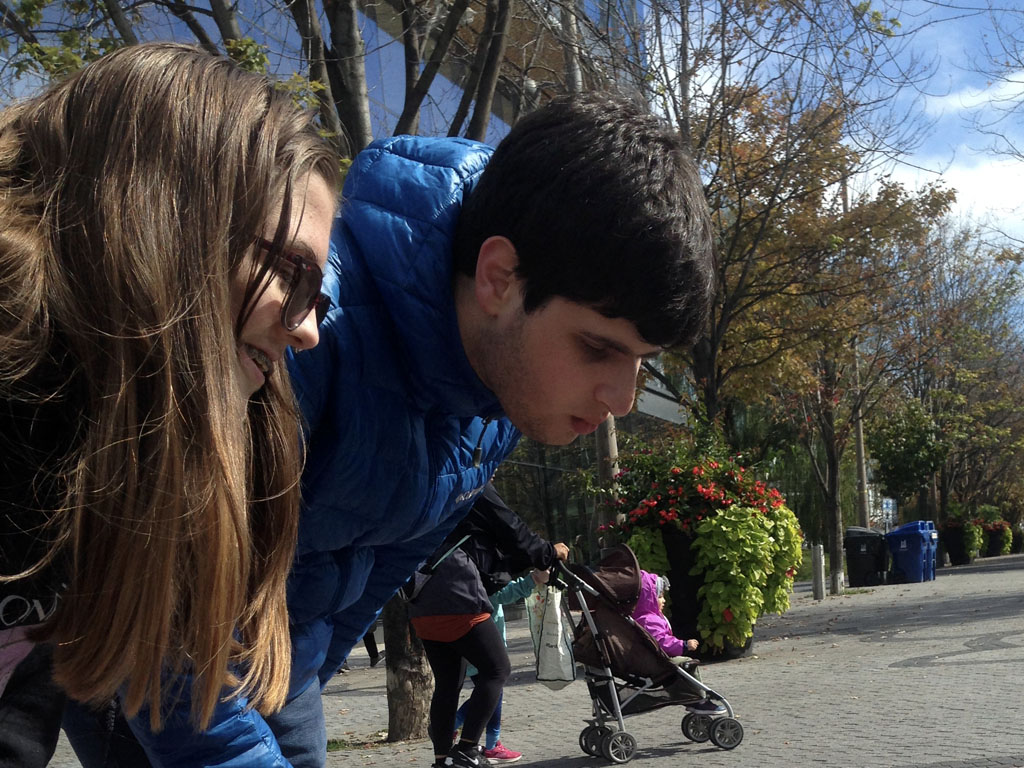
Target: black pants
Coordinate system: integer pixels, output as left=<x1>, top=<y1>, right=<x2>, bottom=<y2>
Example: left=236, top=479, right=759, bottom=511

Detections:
left=362, top=630, right=380, bottom=664
left=0, top=644, right=64, bottom=768
left=421, top=619, right=509, bottom=757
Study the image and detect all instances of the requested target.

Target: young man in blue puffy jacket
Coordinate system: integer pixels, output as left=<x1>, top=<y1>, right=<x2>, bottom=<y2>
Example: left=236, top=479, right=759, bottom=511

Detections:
left=75, top=93, right=715, bottom=768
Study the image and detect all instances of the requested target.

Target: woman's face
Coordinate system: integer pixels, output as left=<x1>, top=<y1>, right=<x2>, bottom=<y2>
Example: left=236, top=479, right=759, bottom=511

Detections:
left=231, top=172, right=336, bottom=402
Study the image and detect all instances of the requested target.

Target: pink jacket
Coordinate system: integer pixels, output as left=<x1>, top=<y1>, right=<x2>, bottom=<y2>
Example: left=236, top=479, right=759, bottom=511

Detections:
left=631, top=570, right=687, bottom=657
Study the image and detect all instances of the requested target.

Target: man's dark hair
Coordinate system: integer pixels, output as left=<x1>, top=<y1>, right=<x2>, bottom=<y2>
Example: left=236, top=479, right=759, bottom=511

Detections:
left=453, top=92, right=715, bottom=348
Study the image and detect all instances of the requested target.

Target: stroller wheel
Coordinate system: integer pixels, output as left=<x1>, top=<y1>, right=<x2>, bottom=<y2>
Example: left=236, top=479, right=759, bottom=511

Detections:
left=579, top=725, right=611, bottom=756
left=681, top=713, right=712, bottom=743
left=709, top=717, right=744, bottom=750
left=600, top=731, right=637, bottom=764
left=579, top=727, right=593, bottom=755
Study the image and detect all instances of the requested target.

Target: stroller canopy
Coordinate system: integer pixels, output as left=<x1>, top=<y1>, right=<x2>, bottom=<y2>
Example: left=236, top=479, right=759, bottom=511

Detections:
left=570, top=544, right=643, bottom=612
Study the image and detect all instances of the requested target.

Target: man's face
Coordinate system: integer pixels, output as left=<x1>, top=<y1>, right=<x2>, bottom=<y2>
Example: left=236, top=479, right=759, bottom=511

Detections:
left=479, top=296, right=661, bottom=445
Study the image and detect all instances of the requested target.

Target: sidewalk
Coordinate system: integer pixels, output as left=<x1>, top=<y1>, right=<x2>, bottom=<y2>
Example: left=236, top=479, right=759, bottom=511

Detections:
left=49, top=555, right=1024, bottom=767
left=321, top=555, right=1024, bottom=768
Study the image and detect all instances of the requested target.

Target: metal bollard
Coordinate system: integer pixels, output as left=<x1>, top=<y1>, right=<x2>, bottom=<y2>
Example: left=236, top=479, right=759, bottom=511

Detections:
left=812, top=544, right=825, bottom=601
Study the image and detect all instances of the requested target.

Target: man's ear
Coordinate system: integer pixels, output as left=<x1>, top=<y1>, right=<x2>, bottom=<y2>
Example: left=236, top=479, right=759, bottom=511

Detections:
left=474, top=236, right=520, bottom=316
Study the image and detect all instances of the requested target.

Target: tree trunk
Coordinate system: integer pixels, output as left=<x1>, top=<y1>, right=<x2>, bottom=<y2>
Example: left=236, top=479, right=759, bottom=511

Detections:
left=382, top=594, right=433, bottom=741
left=168, top=1, right=220, bottom=55
left=394, top=0, right=471, bottom=136
left=560, top=0, right=582, bottom=94
left=397, top=0, right=423, bottom=136
left=826, top=445, right=845, bottom=595
left=208, top=0, right=242, bottom=42
left=287, top=0, right=347, bottom=155
left=465, top=0, right=511, bottom=140
left=690, top=334, right=723, bottom=426
left=325, top=0, right=374, bottom=154
left=448, top=0, right=495, bottom=137
left=819, top=381, right=846, bottom=596
left=101, top=0, right=138, bottom=44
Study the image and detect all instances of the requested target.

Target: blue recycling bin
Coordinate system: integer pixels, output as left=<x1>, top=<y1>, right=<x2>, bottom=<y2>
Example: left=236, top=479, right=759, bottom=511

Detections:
left=886, top=521, right=935, bottom=583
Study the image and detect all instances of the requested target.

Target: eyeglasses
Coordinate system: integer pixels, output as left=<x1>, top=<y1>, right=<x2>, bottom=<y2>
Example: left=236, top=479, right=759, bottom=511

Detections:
left=255, top=238, right=332, bottom=331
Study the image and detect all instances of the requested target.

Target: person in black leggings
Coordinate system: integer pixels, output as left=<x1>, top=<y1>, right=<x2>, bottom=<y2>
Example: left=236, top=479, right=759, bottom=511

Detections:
left=421, top=619, right=511, bottom=763
left=405, top=485, right=567, bottom=768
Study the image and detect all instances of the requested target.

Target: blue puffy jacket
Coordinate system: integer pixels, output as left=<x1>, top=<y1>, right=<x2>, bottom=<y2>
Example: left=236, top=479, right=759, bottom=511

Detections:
left=287, top=135, right=520, bottom=689
left=121, top=136, right=521, bottom=767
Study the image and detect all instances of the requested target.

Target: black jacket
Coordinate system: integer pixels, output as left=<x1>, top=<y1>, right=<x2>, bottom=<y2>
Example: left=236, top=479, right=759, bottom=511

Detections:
left=456, top=484, right=556, bottom=593
left=0, top=353, right=80, bottom=632
left=405, top=484, right=555, bottom=618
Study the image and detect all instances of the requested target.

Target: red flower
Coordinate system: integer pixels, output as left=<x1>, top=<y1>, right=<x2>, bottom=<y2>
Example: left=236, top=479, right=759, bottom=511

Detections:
left=671, top=466, right=682, bottom=475
left=722, top=607, right=734, bottom=623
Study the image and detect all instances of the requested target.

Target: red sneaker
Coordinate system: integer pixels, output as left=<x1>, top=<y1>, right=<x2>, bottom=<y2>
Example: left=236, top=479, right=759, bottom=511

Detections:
left=482, top=741, right=522, bottom=763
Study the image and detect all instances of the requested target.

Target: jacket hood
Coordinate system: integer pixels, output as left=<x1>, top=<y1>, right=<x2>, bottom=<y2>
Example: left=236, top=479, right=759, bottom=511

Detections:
left=339, top=135, right=503, bottom=418
left=635, top=570, right=662, bottom=617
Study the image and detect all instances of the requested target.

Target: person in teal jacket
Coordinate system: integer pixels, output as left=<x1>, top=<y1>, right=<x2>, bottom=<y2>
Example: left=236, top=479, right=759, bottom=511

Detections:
left=80, top=92, right=716, bottom=768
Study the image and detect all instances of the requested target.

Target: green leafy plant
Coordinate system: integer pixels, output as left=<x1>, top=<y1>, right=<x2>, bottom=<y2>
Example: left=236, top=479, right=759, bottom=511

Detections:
left=623, top=527, right=670, bottom=578
left=599, top=439, right=803, bottom=651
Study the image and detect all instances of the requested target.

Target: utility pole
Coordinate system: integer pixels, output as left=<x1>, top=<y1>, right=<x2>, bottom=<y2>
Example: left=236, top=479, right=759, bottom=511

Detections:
left=593, top=415, right=620, bottom=558
left=595, top=415, right=620, bottom=496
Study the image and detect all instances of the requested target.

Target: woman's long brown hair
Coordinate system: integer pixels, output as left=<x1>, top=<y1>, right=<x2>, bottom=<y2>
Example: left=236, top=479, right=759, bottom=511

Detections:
left=0, top=43, right=341, bottom=730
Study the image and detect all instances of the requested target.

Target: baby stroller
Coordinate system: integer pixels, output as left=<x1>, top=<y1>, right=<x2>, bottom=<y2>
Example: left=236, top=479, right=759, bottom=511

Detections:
left=551, top=544, right=743, bottom=763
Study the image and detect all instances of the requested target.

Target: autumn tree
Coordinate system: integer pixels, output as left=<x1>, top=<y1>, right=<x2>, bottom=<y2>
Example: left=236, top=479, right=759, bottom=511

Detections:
left=612, top=0, right=938, bottom=438
left=763, top=179, right=953, bottom=592
left=875, top=220, right=1024, bottom=523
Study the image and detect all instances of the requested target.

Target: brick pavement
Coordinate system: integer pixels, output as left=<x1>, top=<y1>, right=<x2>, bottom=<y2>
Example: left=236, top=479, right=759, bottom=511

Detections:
left=50, top=555, right=1024, bottom=767
left=321, top=555, right=1024, bottom=768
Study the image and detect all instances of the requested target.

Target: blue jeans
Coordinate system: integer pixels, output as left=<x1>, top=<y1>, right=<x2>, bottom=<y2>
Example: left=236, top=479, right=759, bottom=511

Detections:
left=265, top=678, right=327, bottom=768
left=62, top=697, right=150, bottom=768
left=454, top=685, right=501, bottom=749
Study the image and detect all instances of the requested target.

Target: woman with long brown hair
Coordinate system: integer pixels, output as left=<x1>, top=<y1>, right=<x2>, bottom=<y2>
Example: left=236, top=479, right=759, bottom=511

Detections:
left=0, top=42, right=341, bottom=765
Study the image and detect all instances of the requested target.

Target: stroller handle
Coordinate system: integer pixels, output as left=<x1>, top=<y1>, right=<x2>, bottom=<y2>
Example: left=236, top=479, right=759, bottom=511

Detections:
left=549, top=558, right=570, bottom=590
left=549, top=558, right=598, bottom=593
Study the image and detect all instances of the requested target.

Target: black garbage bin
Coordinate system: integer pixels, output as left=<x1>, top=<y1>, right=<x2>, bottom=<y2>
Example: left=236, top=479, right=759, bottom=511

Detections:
left=844, top=526, right=888, bottom=587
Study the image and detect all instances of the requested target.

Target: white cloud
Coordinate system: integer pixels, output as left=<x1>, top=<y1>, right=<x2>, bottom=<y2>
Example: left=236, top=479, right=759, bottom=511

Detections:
left=891, top=149, right=1024, bottom=241
left=924, top=72, right=1024, bottom=117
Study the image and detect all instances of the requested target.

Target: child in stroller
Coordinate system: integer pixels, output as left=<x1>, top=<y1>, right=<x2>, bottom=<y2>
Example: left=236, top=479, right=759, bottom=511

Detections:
left=555, top=544, right=743, bottom=763
left=631, top=570, right=724, bottom=716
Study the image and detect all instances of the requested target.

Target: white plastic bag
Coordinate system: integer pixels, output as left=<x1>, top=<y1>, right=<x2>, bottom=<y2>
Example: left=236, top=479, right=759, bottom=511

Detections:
left=525, top=585, right=576, bottom=690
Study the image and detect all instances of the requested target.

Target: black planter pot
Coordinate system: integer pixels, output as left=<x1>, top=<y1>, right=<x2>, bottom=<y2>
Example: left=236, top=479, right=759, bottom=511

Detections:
left=984, top=529, right=1007, bottom=558
left=941, top=528, right=974, bottom=566
left=660, top=525, right=754, bottom=662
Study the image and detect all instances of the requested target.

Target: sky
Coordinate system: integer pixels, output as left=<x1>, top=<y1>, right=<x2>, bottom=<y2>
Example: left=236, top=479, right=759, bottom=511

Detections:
left=885, top=2, right=1024, bottom=242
